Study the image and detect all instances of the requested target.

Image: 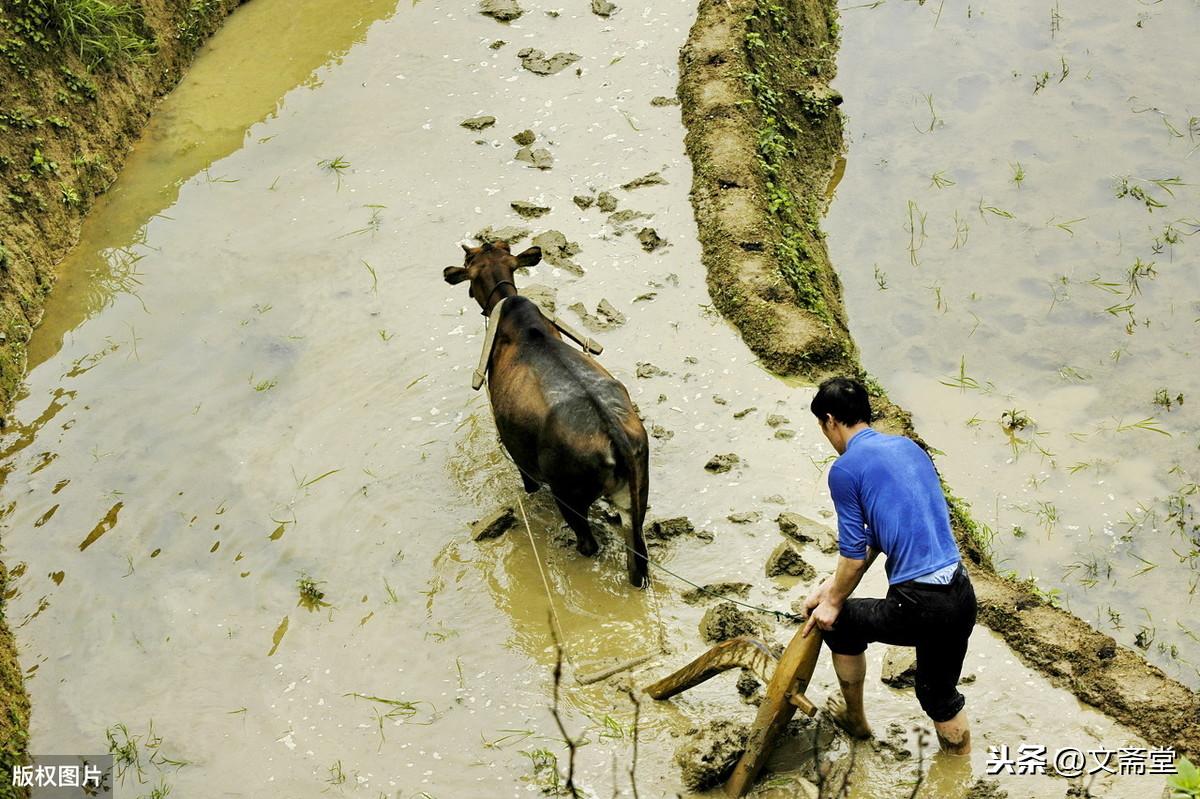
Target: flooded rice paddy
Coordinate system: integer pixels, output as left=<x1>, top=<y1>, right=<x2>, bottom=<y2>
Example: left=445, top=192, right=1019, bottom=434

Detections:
left=826, top=0, right=1200, bottom=688
left=0, top=0, right=1184, bottom=796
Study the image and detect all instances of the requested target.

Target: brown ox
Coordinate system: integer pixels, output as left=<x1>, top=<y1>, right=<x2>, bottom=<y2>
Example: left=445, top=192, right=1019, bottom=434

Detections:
left=445, top=241, right=650, bottom=587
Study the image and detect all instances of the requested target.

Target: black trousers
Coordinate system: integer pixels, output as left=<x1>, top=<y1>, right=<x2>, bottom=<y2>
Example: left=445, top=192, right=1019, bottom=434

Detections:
left=822, top=563, right=977, bottom=723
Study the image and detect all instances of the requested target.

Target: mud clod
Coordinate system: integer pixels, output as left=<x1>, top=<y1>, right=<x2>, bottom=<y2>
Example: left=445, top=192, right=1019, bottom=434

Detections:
left=490, top=39, right=507, bottom=50
left=530, top=230, right=581, bottom=273
left=637, top=227, right=667, bottom=252
left=648, top=517, right=694, bottom=541
left=459, top=115, right=496, bottom=130
left=514, top=145, right=554, bottom=170
left=774, top=429, right=796, bottom=439
left=777, top=512, right=839, bottom=554
left=681, top=582, right=752, bottom=605
left=735, top=670, right=760, bottom=698
left=727, top=511, right=761, bottom=524
left=705, top=453, right=740, bottom=473
left=510, top=201, right=550, bottom=219
left=572, top=194, right=594, bottom=209
left=474, top=225, right=531, bottom=246
left=480, top=0, right=524, bottom=21
left=471, top=507, right=515, bottom=541
left=522, top=283, right=557, bottom=314
left=512, top=129, right=536, bottom=146
left=674, top=719, right=749, bottom=791
left=569, top=298, right=625, bottom=331
left=967, top=778, right=1009, bottom=799
left=636, top=362, right=667, bottom=379
left=765, top=542, right=816, bottom=579
left=650, top=95, right=680, bottom=106
left=766, top=413, right=790, bottom=427
left=880, top=646, right=918, bottom=688
left=700, top=602, right=761, bottom=644
left=649, top=424, right=673, bottom=440
left=597, top=191, right=618, bottom=212
left=591, top=0, right=618, bottom=17
left=621, top=171, right=667, bottom=190
left=517, top=48, right=580, bottom=76
left=733, top=407, right=757, bottom=419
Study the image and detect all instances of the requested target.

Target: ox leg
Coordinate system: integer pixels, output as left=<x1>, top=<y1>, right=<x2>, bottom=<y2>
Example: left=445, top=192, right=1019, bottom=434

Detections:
left=553, top=490, right=599, bottom=557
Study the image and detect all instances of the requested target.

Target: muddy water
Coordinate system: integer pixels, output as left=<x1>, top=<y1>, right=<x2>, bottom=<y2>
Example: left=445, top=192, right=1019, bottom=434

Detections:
left=0, top=1, right=1172, bottom=797
left=826, top=1, right=1200, bottom=688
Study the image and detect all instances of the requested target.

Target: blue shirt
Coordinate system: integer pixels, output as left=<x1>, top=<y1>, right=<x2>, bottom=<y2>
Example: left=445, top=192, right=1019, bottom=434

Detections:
left=828, top=428, right=960, bottom=584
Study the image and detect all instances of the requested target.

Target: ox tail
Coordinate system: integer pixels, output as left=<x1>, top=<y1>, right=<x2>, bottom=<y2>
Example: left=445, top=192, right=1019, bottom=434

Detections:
left=605, top=413, right=649, bottom=589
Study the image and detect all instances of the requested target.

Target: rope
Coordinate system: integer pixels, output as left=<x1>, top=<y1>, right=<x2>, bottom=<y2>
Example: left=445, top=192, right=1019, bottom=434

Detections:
left=516, top=493, right=576, bottom=669
left=497, top=444, right=804, bottom=625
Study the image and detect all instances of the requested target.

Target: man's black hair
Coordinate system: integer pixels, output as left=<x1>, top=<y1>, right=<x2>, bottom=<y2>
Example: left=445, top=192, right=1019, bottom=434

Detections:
left=810, top=376, right=872, bottom=426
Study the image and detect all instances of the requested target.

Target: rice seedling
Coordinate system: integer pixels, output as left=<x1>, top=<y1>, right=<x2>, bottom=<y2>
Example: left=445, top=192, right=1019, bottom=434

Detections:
left=318, top=155, right=352, bottom=189
left=297, top=572, right=329, bottom=611
left=977, top=199, right=1014, bottom=221
left=1153, top=388, right=1184, bottom=411
left=930, top=170, right=955, bottom=189
left=906, top=199, right=927, bottom=266
left=520, top=748, right=566, bottom=795
left=913, top=92, right=941, bottom=134
left=362, top=260, right=379, bottom=294
left=344, top=693, right=437, bottom=725
left=874, top=265, right=888, bottom=289
left=338, top=204, right=386, bottom=238
left=1125, top=257, right=1156, bottom=295
left=202, top=169, right=237, bottom=184
left=1114, top=417, right=1170, bottom=436
left=1031, top=500, right=1059, bottom=534
left=326, top=760, right=346, bottom=786
left=1000, top=408, right=1032, bottom=432
left=107, top=722, right=144, bottom=782
left=1010, top=162, right=1025, bottom=188
left=482, top=729, right=539, bottom=749
left=1058, top=55, right=1069, bottom=82
left=1049, top=0, right=1062, bottom=37
left=951, top=210, right=969, bottom=248
left=1129, top=553, right=1158, bottom=578
left=1046, top=274, right=1070, bottom=312
left=939, top=356, right=991, bottom=392
left=1067, top=459, right=1107, bottom=474
left=1114, top=176, right=1182, bottom=212
left=292, top=467, right=340, bottom=489
left=248, top=374, right=277, bottom=392
left=1046, top=215, right=1085, bottom=236
left=1033, top=71, right=1051, bottom=93
left=379, top=329, right=394, bottom=342
left=929, top=283, right=947, bottom=312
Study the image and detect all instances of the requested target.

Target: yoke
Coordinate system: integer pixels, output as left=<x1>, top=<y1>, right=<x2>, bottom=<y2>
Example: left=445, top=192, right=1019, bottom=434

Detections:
left=472, top=295, right=604, bottom=390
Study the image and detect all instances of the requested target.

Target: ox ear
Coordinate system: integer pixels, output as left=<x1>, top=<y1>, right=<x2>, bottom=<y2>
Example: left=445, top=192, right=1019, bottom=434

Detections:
left=515, top=246, right=542, bottom=268
left=443, top=266, right=469, bottom=285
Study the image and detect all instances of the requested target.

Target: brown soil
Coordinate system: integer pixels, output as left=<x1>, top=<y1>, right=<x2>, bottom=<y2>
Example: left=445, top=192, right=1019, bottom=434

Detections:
left=0, top=1, right=244, bottom=790
left=678, top=0, right=1200, bottom=761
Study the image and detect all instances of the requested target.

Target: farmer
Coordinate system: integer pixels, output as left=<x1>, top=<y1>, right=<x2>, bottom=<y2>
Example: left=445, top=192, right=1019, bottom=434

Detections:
left=800, top=376, right=976, bottom=755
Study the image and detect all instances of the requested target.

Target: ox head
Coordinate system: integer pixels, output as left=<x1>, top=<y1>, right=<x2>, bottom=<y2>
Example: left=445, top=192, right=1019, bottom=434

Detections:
left=444, top=241, right=542, bottom=314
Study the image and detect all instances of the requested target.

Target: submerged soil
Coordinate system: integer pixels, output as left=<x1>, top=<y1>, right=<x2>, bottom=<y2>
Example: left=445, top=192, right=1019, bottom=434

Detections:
left=678, top=0, right=1199, bottom=762
left=0, top=0, right=243, bottom=788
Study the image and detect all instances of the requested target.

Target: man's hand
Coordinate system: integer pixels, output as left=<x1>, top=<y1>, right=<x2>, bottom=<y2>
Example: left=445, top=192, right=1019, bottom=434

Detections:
left=803, top=577, right=833, bottom=615
left=802, top=596, right=842, bottom=638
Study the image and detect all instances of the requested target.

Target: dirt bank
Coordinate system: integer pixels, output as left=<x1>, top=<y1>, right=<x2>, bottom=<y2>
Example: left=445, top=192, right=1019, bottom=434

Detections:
left=678, top=0, right=1199, bottom=760
left=0, top=0, right=243, bottom=788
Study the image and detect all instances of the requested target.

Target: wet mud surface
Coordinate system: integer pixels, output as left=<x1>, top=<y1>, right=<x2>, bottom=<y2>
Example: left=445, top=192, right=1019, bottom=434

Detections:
left=0, top=0, right=1192, bottom=797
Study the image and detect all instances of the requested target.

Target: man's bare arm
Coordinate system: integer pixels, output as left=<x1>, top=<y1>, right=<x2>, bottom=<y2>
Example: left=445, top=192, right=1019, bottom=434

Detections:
left=827, top=546, right=880, bottom=605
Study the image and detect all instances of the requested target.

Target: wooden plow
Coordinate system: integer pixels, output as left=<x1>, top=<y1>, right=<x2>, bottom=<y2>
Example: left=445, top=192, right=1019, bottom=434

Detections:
left=645, top=629, right=824, bottom=797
